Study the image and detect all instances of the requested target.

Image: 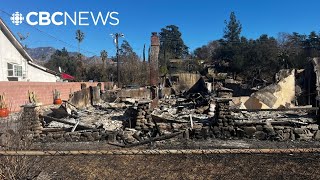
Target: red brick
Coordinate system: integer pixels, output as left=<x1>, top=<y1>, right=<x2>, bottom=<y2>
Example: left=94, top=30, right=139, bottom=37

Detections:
left=0, top=82, right=112, bottom=112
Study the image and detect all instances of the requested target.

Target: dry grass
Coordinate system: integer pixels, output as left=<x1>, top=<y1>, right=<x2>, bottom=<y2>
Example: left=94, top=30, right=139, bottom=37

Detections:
left=35, top=153, right=320, bottom=180
left=0, top=113, right=49, bottom=180
left=1, top=113, right=320, bottom=179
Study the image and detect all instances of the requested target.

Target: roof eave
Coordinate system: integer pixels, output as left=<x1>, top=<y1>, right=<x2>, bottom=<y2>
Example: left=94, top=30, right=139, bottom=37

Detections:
left=0, top=18, right=33, bottom=62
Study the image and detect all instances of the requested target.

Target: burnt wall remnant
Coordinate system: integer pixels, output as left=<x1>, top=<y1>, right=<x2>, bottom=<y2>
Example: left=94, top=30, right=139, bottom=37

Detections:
left=149, top=32, right=160, bottom=86
left=212, top=99, right=320, bottom=141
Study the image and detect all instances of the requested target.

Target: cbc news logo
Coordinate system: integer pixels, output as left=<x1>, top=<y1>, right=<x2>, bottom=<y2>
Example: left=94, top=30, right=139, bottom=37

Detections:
left=9, top=11, right=119, bottom=26
left=10, top=12, right=24, bottom=25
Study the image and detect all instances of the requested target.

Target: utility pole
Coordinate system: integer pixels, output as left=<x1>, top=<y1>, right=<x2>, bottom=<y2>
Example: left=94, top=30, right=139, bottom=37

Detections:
left=116, top=34, right=120, bottom=88
left=111, top=33, right=124, bottom=88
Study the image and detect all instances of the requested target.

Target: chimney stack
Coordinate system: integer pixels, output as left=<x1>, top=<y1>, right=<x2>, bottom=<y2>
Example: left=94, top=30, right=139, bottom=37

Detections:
left=149, top=32, right=160, bottom=86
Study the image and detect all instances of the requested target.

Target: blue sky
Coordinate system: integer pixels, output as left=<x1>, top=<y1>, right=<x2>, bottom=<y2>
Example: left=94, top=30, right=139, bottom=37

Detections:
left=1, top=0, right=320, bottom=57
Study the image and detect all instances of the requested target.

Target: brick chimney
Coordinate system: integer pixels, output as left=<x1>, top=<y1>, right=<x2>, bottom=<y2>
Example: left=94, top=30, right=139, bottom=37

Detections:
left=149, top=32, right=160, bottom=86
left=151, top=32, right=160, bottom=46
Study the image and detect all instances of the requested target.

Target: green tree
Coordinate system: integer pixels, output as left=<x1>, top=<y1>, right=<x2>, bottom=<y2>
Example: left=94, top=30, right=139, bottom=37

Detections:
left=159, top=25, right=189, bottom=73
left=86, top=65, right=104, bottom=82
left=143, top=44, right=146, bottom=62
left=223, top=12, right=242, bottom=42
left=120, top=40, right=137, bottom=58
left=214, top=13, right=282, bottom=83
left=248, top=35, right=280, bottom=82
left=193, top=41, right=219, bottom=61
left=44, top=48, right=77, bottom=77
left=277, top=31, right=320, bottom=69
left=214, top=12, right=244, bottom=79
left=277, top=32, right=306, bottom=69
left=304, top=31, right=320, bottom=58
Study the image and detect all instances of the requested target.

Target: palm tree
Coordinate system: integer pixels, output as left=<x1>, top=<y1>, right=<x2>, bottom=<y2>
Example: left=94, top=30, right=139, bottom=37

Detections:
left=75, top=29, right=85, bottom=57
left=75, top=30, right=85, bottom=81
left=100, top=50, right=108, bottom=69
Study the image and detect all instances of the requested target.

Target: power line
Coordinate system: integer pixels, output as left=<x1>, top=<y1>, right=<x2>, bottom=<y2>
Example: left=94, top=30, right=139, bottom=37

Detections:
left=1, top=10, right=315, bottom=56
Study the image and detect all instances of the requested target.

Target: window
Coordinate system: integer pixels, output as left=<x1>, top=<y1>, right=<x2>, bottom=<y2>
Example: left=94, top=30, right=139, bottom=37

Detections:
left=7, top=63, right=23, bottom=77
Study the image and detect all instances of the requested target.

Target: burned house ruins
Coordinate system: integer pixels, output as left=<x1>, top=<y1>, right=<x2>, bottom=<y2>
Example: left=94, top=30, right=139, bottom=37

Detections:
left=1, top=35, right=320, bottom=148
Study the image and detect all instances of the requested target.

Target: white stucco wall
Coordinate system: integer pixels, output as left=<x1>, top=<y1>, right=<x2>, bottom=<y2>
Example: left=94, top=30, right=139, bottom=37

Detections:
left=0, top=29, right=26, bottom=81
left=0, top=28, right=57, bottom=82
left=27, top=64, right=57, bottom=82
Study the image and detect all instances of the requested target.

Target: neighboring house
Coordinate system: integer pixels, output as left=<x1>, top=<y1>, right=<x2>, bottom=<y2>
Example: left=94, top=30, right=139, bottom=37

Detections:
left=0, top=18, right=59, bottom=82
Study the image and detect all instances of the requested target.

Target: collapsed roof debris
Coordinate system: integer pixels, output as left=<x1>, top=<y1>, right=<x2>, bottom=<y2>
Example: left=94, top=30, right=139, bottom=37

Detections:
left=231, top=69, right=297, bottom=109
left=7, top=67, right=315, bottom=147
left=1, top=38, right=317, bottom=147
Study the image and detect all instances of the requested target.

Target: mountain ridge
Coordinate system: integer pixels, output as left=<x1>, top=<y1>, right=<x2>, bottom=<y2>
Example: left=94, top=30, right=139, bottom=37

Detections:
left=26, top=47, right=103, bottom=65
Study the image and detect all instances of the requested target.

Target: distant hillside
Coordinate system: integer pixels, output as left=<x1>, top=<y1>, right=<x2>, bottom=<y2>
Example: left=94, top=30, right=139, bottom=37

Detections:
left=26, top=47, right=56, bottom=62
left=27, top=47, right=104, bottom=65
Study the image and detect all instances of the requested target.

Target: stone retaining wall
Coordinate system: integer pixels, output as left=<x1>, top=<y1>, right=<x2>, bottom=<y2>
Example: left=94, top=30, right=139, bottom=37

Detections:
left=35, top=130, right=115, bottom=143
left=211, top=99, right=320, bottom=141
left=23, top=99, right=320, bottom=143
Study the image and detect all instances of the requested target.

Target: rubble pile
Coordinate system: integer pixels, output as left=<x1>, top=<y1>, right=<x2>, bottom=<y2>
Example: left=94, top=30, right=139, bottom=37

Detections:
left=210, top=99, right=320, bottom=141
left=47, top=105, right=125, bottom=131
left=150, top=96, right=214, bottom=139
left=16, top=80, right=319, bottom=145
left=31, top=100, right=129, bottom=143
left=27, top=93, right=319, bottom=144
left=231, top=110, right=320, bottom=141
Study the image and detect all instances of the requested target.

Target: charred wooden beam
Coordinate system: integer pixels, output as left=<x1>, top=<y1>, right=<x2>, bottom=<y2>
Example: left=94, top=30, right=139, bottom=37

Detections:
left=40, top=115, right=94, bottom=130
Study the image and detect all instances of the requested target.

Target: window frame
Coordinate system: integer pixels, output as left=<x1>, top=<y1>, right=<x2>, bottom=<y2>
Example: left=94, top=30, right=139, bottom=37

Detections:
left=7, top=63, right=23, bottom=77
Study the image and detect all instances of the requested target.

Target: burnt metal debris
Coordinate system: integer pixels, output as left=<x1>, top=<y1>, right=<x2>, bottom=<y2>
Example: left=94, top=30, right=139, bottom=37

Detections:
left=2, top=57, right=320, bottom=148
left=10, top=68, right=319, bottom=148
